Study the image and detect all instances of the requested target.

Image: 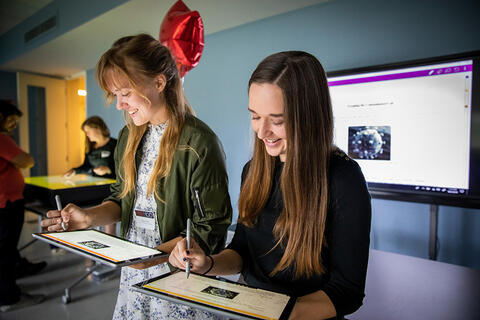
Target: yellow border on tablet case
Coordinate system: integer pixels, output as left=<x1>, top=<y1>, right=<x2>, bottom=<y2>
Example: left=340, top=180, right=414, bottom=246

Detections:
left=143, top=285, right=278, bottom=320
left=42, top=233, right=119, bottom=262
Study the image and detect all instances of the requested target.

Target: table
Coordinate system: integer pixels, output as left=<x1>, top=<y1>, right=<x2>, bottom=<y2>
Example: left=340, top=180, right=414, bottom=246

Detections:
left=351, top=249, right=480, bottom=320
left=24, top=174, right=115, bottom=208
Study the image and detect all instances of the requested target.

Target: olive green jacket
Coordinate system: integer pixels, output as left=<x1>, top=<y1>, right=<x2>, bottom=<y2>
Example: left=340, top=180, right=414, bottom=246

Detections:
left=104, top=116, right=232, bottom=255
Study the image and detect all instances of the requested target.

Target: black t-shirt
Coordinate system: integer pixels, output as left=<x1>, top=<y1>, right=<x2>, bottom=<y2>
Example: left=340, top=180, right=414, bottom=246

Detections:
left=74, top=138, right=117, bottom=179
left=227, top=152, right=371, bottom=317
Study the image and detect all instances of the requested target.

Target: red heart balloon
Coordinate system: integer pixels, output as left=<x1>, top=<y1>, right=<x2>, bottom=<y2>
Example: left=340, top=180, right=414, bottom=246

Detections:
left=159, top=0, right=205, bottom=77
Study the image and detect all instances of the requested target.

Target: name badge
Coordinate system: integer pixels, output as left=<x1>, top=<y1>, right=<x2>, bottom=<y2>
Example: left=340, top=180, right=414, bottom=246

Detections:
left=101, top=150, right=111, bottom=158
left=134, top=209, right=155, bottom=230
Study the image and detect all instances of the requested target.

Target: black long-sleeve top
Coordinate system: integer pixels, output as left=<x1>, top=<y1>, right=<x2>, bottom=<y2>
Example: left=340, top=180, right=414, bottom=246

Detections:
left=227, top=152, right=371, bottom=317
left=74, top=138, right=117, bottom=179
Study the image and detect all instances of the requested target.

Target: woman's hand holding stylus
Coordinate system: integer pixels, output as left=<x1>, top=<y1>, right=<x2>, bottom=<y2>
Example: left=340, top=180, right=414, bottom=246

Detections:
left=41, top=203, right=90, bottom=232
left=169, top=238, right=211, bottom=274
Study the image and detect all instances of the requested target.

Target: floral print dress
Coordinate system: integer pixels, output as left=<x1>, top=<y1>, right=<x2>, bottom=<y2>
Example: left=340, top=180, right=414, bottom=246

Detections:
left=112, top=124, right=218, bottom=320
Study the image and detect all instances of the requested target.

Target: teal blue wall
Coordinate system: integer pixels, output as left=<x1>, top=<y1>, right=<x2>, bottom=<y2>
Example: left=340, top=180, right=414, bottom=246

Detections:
left=86, top=0, right=480, bottom=268
left=86, top=69, right=124, bottom=136
left=0, top=71, right=17, bottom=103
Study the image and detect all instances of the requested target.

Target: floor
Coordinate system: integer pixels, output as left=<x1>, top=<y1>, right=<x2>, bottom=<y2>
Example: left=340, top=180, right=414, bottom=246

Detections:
left=3, top=211, right=120, bottom=320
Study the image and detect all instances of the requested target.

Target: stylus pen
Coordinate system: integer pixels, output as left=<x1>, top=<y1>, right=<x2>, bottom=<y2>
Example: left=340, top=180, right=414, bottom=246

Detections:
left=193, top=188, right=206, bottom=218
left=55, top=195, right=67, bottom=231
left=186, top=218, right=191, bottom=279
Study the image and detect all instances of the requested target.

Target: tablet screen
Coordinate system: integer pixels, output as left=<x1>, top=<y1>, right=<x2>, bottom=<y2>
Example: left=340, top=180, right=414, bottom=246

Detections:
left=33, top=229, right=165, bottom=266
left=134, top=272, right=295, bottom=320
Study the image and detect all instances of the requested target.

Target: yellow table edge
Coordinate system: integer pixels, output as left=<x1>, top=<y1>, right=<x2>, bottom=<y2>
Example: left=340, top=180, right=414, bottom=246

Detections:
left=25, top=174, right=116, bottom=190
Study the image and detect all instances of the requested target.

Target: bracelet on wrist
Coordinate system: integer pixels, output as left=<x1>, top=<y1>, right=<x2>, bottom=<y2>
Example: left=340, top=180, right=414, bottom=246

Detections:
left=202, top=255, right=214, bottom=275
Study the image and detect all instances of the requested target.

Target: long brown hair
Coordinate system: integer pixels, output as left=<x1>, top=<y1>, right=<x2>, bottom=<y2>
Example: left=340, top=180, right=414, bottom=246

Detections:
left=96, top=33, right=193, bottom=198
left=238, top=51, right=334, bottom=278
left=82, top=116, right=110, bottom=153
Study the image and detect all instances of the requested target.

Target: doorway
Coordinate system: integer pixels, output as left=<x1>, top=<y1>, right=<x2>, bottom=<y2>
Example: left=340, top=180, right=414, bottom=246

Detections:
left=17, top=72, right=86, bottom=176
left=27, top=85, right=48, bottom=176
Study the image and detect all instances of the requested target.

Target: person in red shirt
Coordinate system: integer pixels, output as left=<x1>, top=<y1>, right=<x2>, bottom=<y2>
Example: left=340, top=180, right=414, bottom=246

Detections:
left=0, top=100, right=46, bottom=312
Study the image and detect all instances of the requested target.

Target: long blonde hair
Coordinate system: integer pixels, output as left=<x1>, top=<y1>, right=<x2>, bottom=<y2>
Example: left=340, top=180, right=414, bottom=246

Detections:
left=96, top=34, right=193, bottom=198
left=238, top=51, right=334, bottom=279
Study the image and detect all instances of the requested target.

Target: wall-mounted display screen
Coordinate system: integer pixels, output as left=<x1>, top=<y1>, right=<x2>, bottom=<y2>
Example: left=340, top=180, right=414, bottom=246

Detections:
left=328, top=51, right=480, bottom=208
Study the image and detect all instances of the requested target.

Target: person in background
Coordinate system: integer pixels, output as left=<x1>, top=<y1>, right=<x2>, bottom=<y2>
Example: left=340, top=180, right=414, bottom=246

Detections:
left=169, top=51, right=372, bottom=320
left=64, top=115, right=117, bottom=235
left=42, top=33, right=232, bottom=319
left=0, top=100, right=46, bottom=313
left=64, top=115, right=116, bottom=179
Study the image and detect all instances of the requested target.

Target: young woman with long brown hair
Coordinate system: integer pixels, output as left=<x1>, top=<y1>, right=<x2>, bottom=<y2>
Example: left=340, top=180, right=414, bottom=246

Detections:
left=169, top=51, right=371, bottom=319
left=64, top=115, right=117, bottom=180
left=42, top=34, right=232, bottom=319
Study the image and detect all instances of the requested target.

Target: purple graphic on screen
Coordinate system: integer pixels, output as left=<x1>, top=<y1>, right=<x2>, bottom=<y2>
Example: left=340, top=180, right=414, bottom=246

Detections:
left=328, top=64, right=472, bottom=87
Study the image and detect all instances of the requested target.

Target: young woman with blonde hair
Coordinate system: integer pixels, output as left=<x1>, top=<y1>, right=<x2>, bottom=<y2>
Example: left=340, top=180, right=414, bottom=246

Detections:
left=43, top=34, right=232, bottom=319
left=169, top=51, right=371, bottom=320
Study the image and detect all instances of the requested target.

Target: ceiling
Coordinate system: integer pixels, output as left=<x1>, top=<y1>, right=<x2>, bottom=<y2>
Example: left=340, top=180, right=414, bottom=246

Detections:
left=0, top=0, right=53, bottom=36
left=0, top=0, right=327, bottom=78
